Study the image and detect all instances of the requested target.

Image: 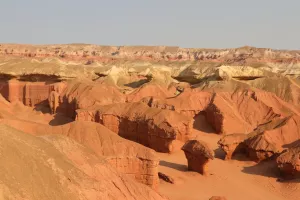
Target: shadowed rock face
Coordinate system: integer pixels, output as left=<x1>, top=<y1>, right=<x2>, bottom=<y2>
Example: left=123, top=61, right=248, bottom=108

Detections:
left=181, top=140, right=214, bottom=175
left=0, top=124, right=167, bottom=200
left=277, top=146, right=300, bottom=180
left=76, top=102, right=192, bottom=153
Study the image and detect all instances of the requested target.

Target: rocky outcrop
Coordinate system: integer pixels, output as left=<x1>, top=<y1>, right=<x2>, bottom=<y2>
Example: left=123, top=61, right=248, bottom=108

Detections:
left=76, top=102, right=193, bottom=153
left=244, top=116, right=300, bottom=162
left=181, top=140, right=214, bottom=175
left=217, top=133, right=247, bottom=160
left=216, top=65, right=269, bottom=80
left=204, top=90, right=282, bottom=134
left=1, top=118, right=160, bottom=189
left=276, top=146, right=300, bottom=180
left=0, top=124, right=167, bottom=200
left=0, top=79, right=65, bottom=107
left=56, top=80, right=126, bottom=118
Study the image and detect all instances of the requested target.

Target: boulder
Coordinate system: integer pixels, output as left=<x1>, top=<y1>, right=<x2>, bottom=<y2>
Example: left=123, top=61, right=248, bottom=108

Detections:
left=181, top=140, right=214, bottom=175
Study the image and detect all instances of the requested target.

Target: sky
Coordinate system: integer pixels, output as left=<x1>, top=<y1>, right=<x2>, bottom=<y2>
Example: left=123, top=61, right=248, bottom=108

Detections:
left=0, top=0, right=299, bottom=49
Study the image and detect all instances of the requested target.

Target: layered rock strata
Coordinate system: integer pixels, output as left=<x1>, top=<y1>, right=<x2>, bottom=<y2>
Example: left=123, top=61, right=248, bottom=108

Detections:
left=1, top=118, right=160, bottom=189
left=76, top=102, right=193, bottom=153
left=0, top=124, right=167, bottom=200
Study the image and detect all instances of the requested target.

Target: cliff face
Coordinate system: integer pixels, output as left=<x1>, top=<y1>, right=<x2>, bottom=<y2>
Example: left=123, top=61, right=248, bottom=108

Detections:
left=0, top=79, right=65, bottom=107
left=76, top=102, right=193, bottom=153
left=0, top=124, right=167, bottom=200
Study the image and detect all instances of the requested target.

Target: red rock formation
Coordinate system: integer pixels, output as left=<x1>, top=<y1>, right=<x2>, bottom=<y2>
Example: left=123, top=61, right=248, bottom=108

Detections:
left=127, top=83, right=175, bottom=103
left=1, top=118, right=160, bottom=189
left=141, top=89, right=213, bottom=118
left=205, top=90, right=282, bottom=134
left=244, top=116, right=300, bottom=162
left=181, top=139, right=214, bottom=175
left=277, top=146, right=300, bottom=180
left=0, top=124, right=167, bottom=200
left=0, top=79, right=65, bottom=107
left=57, top=80, right=126, bottom=118
left=217, top=133, right=247, bottom=160
left=76, top=102, right=193, bottom=153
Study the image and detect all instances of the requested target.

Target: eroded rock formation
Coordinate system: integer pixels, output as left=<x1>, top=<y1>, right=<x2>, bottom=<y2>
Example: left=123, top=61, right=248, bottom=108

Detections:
left=181, top=139, right=214, bottom=175
left=76, top=102, right=193, bottom=153
left=0, top=115, right=160, bottom=188
left=204, top=90, right=282, bottom=134
left=244, top=116, right=300, bottom=162
left=0, top=124, right=167, bottom=200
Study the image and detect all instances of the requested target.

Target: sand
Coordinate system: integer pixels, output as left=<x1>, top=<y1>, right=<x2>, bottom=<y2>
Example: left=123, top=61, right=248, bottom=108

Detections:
left=158, top=128, right=300, bottom=200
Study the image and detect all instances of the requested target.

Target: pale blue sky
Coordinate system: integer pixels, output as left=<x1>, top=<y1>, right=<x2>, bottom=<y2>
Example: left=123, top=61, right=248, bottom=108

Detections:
left=0, top=0, right=299, bottom=49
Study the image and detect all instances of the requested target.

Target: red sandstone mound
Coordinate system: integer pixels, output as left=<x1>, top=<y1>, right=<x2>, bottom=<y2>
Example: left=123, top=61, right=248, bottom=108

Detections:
left=181, top=139, right=214, bottom=175
left=126, top=82, right=175, bottom=103
left=1, top=118, right=160, bottom=188
left=204, top=90, right=282, bottom=134
left=276, top=146, right=300, bottom=180
left=0, top=124, right=167, bottom=200
left=141, top=89, right=213, bottom=118
left=76, top=102, right=193, bottom=153
left=244, top=116, right=300, bottom=162
left=57, top=80, right=126, bottom=118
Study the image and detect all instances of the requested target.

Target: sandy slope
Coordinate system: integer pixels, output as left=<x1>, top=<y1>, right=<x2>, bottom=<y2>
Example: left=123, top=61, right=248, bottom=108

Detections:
left=158, top=128, right=300, bottom=200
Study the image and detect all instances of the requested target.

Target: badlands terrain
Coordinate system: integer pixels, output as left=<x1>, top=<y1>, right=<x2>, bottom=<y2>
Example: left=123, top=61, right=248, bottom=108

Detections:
left=0, top=44, right=299, bottom=200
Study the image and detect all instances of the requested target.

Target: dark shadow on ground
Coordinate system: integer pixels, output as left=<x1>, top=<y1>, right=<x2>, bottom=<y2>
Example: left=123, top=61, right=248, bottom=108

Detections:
left=34, top=100, right=52, bottom=114
left=159, top=160, right=188, bottom=172
left=48, top=113, right=74, bottom=126
left=124, top=79, right=149, bottom=88
left=242, top=159, right=280, bottom=178
left=214, top=147, right=226, bottom=159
